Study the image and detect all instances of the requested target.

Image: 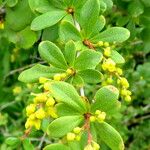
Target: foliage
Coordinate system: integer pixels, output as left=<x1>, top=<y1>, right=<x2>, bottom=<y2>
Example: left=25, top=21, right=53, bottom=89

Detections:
left=0, top=0, right=150, bottom=150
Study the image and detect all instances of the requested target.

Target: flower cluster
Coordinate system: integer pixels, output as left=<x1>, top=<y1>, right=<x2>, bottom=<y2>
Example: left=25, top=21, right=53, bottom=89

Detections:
left=84, top=141, right=100, bottom=150
left=99, top=41, right=132, bottom=102
left=66, top=127, right=82, bottom=141
left=53, top=68, right=74, bottom=81
left=25, top=93, right=57, bottom=130
left=117, top=77, right=132, bottom=102
left=90, top=110, right=106, bottom=123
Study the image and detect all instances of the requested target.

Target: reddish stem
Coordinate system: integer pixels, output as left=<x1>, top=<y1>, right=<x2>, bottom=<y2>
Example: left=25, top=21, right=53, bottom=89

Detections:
left=84, top=113, right=92, bottom=144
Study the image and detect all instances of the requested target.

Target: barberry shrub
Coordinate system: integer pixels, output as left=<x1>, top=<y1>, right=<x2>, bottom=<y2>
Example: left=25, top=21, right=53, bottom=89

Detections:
left=5, top=0, right=133, bottom=149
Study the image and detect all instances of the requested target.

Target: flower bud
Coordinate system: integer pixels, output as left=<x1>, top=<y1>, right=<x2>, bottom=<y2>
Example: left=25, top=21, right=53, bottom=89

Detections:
left=104, top=47, right=111, bottom=57
left=35, top=108, right=46, bottom=119
left=46, top=97, right=55, bottom=106
left=125, top=95, right=131, bottom=102
left=39, top=77, right=48, bottom=84
left=84, top=144, right=94, bottom=150
left=73, top=127, right=82, bottom=134
left=104, top=42, right=109, bottom=47
left=53, top=74, right=61, bottom=81
left=98, top=41, right=104, bottom=47
left=66, top=68, right=74, bottom=75
left=67, top=132, right=76, bottom=141
left=90, top=116, right=96, bottom=122
left=26, top=104, right=36, bottom=116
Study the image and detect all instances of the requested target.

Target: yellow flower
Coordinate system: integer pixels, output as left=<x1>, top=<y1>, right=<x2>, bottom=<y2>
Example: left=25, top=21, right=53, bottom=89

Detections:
left=53, top=74, right=61, bottom=81
left=47, top=107, right=58, bottom=118
left=121, top=89, right=128, bottom=96
left=39, top=77, right=48, bottom=84
left=34, top=93, right=47, bottom=103
left=95, top=110, right=101, bottom=115
left=67, top=132, right=76, bottom=141
left=46, top=97, right=55, bottom=106
left=35, top=108, right=46, bottom=119
left=104, top=47, right=111, bottom=57
left=116, top=68, right=123, bottom=75
left=75, top=135, right=81, bottom=141
left=97, top=112, right=106, bottom=122
left=104, top=42, right=109, bottom=47
left=92, top=141, right=100, bottom=150
left=60, top=73, right=67, bottom=79
left=13, top=86, right=22, bottom=95
left=0, top=22, right=4, bottom=29
left=66, top=68, right=74, bottom=75
left=125, top=95, right=131, bottom=102
left=34, top=119, right=41, bottom=130
left=73, top=127, right=82, bottom=134
left=84, top=144, right=94, bottom=150
left=106, top=77, right=113, bottom=84
left=90, top=116, right=96, bottom=122
left=102, top=59, right=116, bottom=72
left=43, top=82, right=51, bottom=91
left=98, top=41, right=104, bottom=47
left=120, top=77, right=129, bottom=88
left=26, top=104, right=36, bottom=116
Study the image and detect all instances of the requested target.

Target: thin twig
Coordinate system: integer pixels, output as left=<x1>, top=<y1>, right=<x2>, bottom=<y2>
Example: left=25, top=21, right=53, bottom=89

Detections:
left=37, top=133, right=47, bottom=150
left=0, top=101, right=17, bottom=112
left=4, top=61, right=45, bottom=79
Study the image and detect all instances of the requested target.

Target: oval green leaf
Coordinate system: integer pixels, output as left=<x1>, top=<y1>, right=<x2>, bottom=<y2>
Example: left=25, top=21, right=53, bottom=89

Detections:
left=47, top=115, right=84, bottom=138
left=48, top=81, right=87, bottom=113
left=91, top=85, right=120, bottom=114
left=18, top=64, right=64, bottom=83
left=31, top=10, right=67, bottom=31
left=95, top=122, right=124, bottom=150
left=74, top=50, right=103, bottom=70
left=91, top=27, right=130, bottom=43
left=43, top=143, right=70, bottom=150
left=38, top=41, right=67, bottom=69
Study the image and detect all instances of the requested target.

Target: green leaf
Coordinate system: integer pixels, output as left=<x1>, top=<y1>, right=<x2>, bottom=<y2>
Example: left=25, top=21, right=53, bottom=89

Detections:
left=91, top=27, right=130, bottom=43
left=59, top=21, right=81, bottom=42
left=78, top=69, right=103, bottom=83
left=42, top=24, right=59, bottom=42
left=64, top=40, right=76, bottom=66
left=6, top=0, right=18, bottom=7
left=110, top=50, right=125, bottom=64
left=56, top=103, right=81, bottom=117
left=5, top=0, right=35, bottom=31
left=16, top=26, right=37, bottom=49
left=103, top=0, right=113, bottom=11
left=5, top=137, right=20, bottom=146
left=28, top=0, right=54, bottom=13
left=49, top=0, right=67, bottom=9
left=95, top=122, right=124, bottom=150
left=22, top=139, right=34, bottom=150
left=72, top=74, right=84, bottom=87
left=79, top=0, right=100, bottom=37
left=31, top=10, right=67, bottom=31
left=141, top=0, right=150, bottom=7
left=89, top=15, right=106, bottom=38
left=128, top=0, right=144, bottom=17
left=38, top=41, right=67, bottom=69
left=74, top=50, right=102, bottom=70
left=18, top=64, right=64, bottom=83
left=49, top=81, right=87, bottom=112
left=43, top=143, right=70, bottom=150
left=47, top=115, right=84, bottom=137
left=91, top=85, right=120, bottom=114
left=68, top=141, right=82, bottom=150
